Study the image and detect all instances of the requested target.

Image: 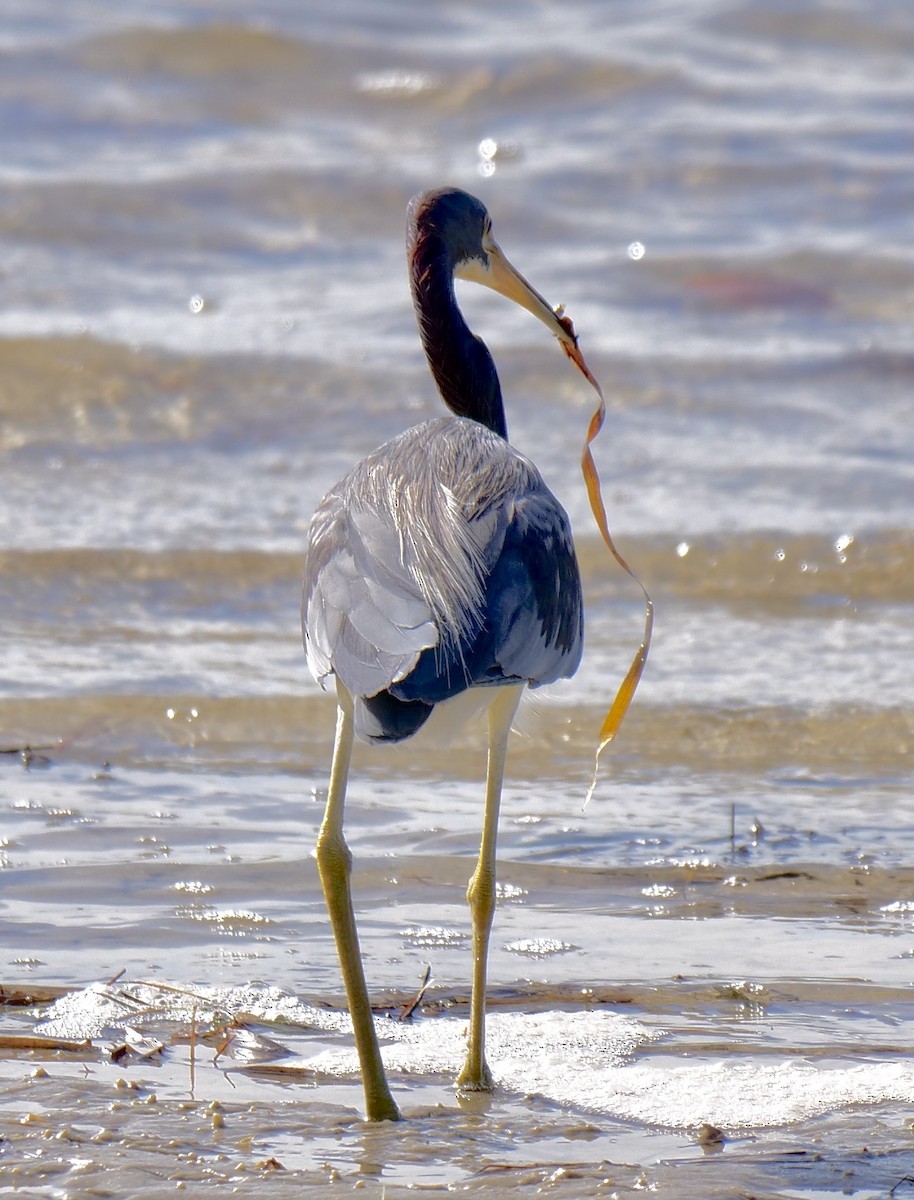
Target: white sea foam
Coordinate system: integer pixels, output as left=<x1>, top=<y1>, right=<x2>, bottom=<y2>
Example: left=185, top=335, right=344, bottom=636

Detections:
left=38, top=982, right=914, bottom=1130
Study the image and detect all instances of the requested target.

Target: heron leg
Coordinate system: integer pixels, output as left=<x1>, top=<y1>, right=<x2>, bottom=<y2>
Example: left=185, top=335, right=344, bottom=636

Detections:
left=315, top=681, right=400, bottom=1122
left=457, top=683, right=524, bottom=1091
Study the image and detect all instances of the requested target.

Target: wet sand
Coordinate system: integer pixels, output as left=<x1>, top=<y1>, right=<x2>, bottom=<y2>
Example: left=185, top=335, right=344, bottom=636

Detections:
left=2, top=973, right=914, bottom=1197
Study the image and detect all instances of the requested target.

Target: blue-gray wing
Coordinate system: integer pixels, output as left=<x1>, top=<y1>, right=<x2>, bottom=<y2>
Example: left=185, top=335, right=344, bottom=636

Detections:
left=302, top=416, right=583, bottom=740
left=303, top=482, right=439, bottom=699
left=392, top=482, right=583, bottom=704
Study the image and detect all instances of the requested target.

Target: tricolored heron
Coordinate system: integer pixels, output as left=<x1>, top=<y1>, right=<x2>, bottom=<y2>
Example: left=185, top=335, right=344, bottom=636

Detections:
left=302, top=188, right=584, bottom=1121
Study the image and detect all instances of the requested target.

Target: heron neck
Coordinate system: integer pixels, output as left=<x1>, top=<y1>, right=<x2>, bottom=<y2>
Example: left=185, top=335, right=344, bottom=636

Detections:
left=410, top=243, right=508, bottom=439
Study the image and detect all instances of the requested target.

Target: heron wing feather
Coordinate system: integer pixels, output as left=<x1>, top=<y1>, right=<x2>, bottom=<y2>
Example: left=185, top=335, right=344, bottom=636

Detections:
left=485, top=489, right=583, bottom=684
left=303, top=416, right=581, bottom=711
left=391, top=483, right=582, bottom=704
left=303, top=451, right=441, bottom=696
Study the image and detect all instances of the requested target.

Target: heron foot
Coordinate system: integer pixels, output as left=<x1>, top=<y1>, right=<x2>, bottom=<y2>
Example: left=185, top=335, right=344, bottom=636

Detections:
left=456, top=1056, right=495, bottom=1092
left=364, top=1088, right=402, bottom=1123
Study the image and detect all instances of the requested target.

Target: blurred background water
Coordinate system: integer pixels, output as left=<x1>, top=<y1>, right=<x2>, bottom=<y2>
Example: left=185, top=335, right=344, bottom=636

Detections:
left=1, top=2, right=913, bottom=1196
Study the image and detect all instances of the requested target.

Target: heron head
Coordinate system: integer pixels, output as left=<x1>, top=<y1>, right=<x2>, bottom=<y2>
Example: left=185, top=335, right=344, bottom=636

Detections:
left=408, top=188, right=489, bottom=271
left=408, top=188, right=579, bottom=358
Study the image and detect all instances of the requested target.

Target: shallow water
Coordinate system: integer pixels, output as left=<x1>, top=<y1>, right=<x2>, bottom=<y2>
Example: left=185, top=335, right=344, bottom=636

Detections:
left=2, top=0, right=914, bottom=1196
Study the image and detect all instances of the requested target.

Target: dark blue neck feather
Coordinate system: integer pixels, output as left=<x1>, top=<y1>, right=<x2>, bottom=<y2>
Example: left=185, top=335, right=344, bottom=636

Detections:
left=410, top=233, right=507, bottom=439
